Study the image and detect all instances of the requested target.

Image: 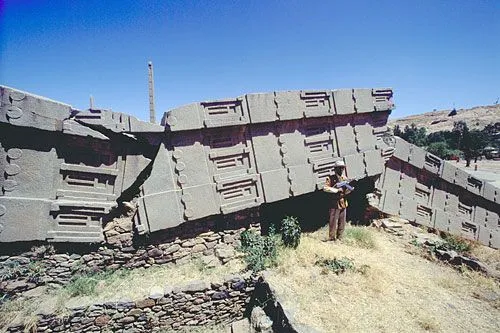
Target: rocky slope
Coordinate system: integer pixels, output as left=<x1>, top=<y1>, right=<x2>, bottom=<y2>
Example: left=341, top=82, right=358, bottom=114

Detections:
left=389, top=104, right=500, bottom=134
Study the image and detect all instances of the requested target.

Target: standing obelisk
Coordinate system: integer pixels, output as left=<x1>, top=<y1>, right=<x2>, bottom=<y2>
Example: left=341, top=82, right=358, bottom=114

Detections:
left=148, top=61, right=156, bottom=124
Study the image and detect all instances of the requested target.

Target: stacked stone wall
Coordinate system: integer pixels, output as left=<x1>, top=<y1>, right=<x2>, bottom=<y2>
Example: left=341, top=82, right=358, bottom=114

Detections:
left=0, top=210, right=260, bottom=296
left=6, top=275, right=258, bottom=332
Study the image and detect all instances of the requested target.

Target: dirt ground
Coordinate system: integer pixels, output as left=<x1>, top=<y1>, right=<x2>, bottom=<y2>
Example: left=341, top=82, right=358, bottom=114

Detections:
left=266, top=224, right=500, bottom=333
left=453, top=158, right=500, bottom=175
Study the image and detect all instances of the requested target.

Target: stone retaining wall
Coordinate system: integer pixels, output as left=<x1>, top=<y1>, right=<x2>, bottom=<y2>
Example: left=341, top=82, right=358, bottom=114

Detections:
left=6, top=274, right=258, bottom=332
left=0, top=210, right=260, bottom=296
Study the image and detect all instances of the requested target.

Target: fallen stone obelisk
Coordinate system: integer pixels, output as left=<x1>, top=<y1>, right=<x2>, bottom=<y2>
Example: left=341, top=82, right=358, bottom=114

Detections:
left=0, top=86, right=498, bottom=248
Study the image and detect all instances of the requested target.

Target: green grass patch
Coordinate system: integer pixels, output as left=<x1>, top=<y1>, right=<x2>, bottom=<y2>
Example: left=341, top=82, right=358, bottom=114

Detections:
left=343, top=226, right=377, bottom=249
left=64, top=269, right=130, bottom=297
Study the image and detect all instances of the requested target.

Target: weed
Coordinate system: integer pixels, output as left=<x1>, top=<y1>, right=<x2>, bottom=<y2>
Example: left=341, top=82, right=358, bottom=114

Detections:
left=343, top=226, right=377, bottom=249
left=280, top=216, right=301, bottom=249
left=64, top=269, right=130, bottom=297
left=417, top=316, right=440, bottom=332
left=410, top=238, right=422, bottom=247
left=440, top=234, right=473, bottom=253
left=240, top=229, right=279, bottom=272
left=315, top=257, right=355, bottom=275
left=0, top=260, right=46, bottom=284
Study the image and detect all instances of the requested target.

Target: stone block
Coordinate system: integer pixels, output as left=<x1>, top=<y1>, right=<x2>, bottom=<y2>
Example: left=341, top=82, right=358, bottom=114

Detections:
left=433, top=209, right=450, bottom=232
left=440, top=161, right=458, bottom=185
left=458, top=218, right=479, bottom=241
left=354, top=123, right=375, bottom=152
left=0, top=86, right=72, bottom=131
left=453, top=168, right=468, bottom=189
left=408, top=144, right=426, bottom=169
left=300, top=90, right=334, bottom=118
left=250, top=123, right=282, bottom=172
left=398, top=175, right=417, bottom=198
left=344, top=153, right=366, bottom=179
left=333, top=117, right=358, bottom=156
left=274, top=91, right=303, bottom=121
left=215, top=174, right=263, bottom=214
left=415, top=204, right=434, bottom=227
left=393, top=137, right=410, bottom=162
left=0, top=197, right=51, bottom=242
left=275, top=121, right=307, bottom=167
left=423, top=153, right=443, bottom=175
left=483, top=182, right=499, bottom=203
left=353, top=88, right=375, bottom=113
left=466, top=175, right=484, bottom=196
left=288, top=164, right=315, bottom=197
left=302, top=117, right=336, bottom=163
left=259, top=169, right=289, bottom=203
left=246, top=92, right=278, bottom=123
left=380, top=163, right=401, bottom=191
left=364, top=150, right=385, bottom=177
left=136, top=190, right=184, bottom=233
left=490, top=229, right=500, bottom=249
left=372, top=88, right=394, bottom=111
left=381, top=190, right=402, bottom=216
left=333, top=89, right=355, bottom=115
left=171, top=132, right=212, bottom=189
left=162, top=103, right=203, bottom=132
left=181, top=184, right=219, bottom=221
left=478, top=225, right=492, bottom=247
left=399, top=197, right=417, bottom=222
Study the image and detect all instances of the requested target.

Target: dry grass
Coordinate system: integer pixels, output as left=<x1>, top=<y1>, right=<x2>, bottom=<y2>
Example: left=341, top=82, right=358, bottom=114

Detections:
left=266, top=225, right=500, bottom=333
left=0, top=259, right=245, bottom=331
left=64, top=258, right=245, bottom=307
left=470, top=244, right=500, bottom=267
left=160, top=323, right=228, bottom=332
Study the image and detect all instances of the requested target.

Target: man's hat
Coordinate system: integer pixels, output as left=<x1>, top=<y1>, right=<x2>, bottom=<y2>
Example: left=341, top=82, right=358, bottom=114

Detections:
left=334, top=160, right=345, bottom=168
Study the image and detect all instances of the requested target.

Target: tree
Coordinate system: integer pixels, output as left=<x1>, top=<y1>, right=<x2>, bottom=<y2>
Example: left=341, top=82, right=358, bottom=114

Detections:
left=452, top=121, right=468, bottom=150
left=482, top=122, right=500, bottom=148
left=393, top=123, right=427, bottom=147
left=426, top=141, right=461, bottom=160
left=462, top=130, right=487, bottom=166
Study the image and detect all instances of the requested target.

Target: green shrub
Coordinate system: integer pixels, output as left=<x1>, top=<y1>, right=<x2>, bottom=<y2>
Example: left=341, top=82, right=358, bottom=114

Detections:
left=239, top=229, right=279, bottom=272
left=280, top=216, right=301, bottom=249
left=315, top=257, right=355, bottom=275
left=436, top=234, right=472, bottom=254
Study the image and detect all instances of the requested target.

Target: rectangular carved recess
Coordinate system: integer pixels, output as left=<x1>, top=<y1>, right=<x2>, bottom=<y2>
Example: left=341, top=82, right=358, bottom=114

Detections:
left=424, top=154, right=442, bottom=173
left=458, top=202, right=473, bottom=218
left=467, top=176, right=483, bottom=191
left=207, top=129, right=252, bottom=180
left=312, top=158, right=337, bottom=187
left=216, top=176, right=260, bottom=214
left=461, top=221, right=477, bottom=235
left=415, top=183, right=431, bottom=202
left=416, top=204, right=432, bottom=220
left=372, top=89, right=393, bottom=110
left=55, top=205, right=105, bottom=227
left=60, top=163, right=117, bottom=194
left=300, top=91, right=331, bottom=108
left=304, top=123, right=334, bottom=162
left=210, top=147, right=251, bottom=180
left=202, top=99, right=245, bottom=127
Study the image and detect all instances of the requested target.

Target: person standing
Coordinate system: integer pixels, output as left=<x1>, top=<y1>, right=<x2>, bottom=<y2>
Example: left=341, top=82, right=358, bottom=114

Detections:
left=323, top=160, right=353, bottom=241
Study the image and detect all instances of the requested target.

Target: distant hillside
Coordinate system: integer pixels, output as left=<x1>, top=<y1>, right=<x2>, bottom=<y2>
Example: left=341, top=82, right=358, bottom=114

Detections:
left=388, top=104, right=500, bottom=133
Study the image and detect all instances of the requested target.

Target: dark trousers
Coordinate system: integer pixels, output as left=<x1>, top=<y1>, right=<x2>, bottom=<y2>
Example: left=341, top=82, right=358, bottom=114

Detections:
left=329, top=207, right=346, bottom=240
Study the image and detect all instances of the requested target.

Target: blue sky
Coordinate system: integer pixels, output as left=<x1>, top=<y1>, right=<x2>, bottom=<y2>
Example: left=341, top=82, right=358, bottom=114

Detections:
left=1, top=0, right=499, bottom=121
